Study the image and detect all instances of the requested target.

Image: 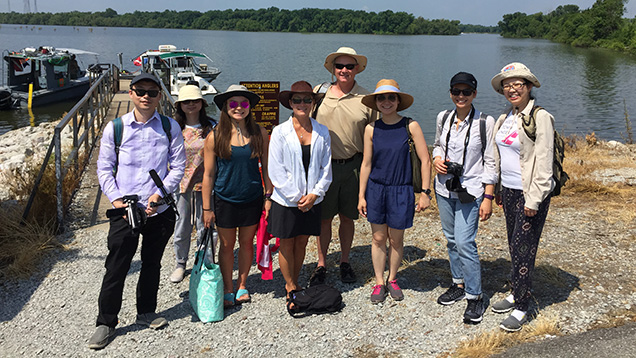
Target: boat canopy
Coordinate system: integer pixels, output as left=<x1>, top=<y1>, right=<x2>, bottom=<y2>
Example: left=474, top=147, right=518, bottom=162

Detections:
left=157, top=51, right=206, bottom=59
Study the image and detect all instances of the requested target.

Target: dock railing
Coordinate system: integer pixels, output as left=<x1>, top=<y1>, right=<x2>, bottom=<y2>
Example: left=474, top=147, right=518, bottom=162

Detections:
left=22, top=64, right=119, bottom=230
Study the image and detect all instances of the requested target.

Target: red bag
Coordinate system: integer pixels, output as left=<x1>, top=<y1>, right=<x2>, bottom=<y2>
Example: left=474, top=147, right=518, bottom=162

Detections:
left=255, top=210, right=279, bottom=280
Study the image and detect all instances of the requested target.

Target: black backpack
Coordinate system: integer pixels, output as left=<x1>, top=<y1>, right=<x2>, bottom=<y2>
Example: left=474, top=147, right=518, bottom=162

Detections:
left=286, top=284, right=344, bottom=317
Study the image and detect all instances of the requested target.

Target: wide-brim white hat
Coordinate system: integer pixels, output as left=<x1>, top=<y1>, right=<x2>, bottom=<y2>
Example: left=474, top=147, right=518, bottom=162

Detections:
left=324, top=46, right=367, bottom=74
left=175, top=85, right=207, bottom=106
left=491, top=62, right=541, bottom=94
left=361, top=79, right=414, bottom=112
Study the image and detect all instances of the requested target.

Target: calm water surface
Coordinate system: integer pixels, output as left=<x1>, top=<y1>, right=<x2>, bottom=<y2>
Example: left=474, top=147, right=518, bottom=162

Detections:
left=2, top=24, right=636, bottom=142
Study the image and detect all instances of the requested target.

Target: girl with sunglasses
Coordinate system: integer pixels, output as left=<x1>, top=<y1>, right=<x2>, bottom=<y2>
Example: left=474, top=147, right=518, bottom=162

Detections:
left=358, top=79, right=431, bottom=304
left=432, top=72, right=497, bottom=324
left=202, top=84, right=273, bottom=307
left=169, top=85, right=218, bottom=283
left=268, top=81, right=332, bottom=307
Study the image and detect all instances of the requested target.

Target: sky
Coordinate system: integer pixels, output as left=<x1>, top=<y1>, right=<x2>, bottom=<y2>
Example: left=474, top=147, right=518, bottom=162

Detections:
left=4, top=0, right=636, bottom=26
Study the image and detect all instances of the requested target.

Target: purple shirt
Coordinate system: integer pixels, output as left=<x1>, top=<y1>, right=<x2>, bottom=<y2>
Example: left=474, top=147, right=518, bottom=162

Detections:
left=97, top=110, right=186, bottom=214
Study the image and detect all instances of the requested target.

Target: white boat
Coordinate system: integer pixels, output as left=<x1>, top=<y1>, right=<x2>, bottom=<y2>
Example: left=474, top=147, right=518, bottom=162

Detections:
left=133, top=45, right=221, bottom=96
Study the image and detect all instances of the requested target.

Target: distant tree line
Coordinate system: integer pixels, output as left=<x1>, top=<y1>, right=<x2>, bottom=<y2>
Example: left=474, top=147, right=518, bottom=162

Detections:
left=0, top=7, right=480, bottom=35
left=498, top=0, right=636, bottom=51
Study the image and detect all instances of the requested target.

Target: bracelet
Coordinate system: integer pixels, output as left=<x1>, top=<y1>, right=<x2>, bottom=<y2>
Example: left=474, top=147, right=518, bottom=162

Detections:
left=483, top=194, right=494, bottom=200
left=202, top=208, right=213, bottom=211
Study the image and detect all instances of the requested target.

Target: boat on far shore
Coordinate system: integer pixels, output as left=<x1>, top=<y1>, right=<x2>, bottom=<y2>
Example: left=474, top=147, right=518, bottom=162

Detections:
left=1, top=46, right=99, bottom=109
left=133, top=45, right=221, bottom=96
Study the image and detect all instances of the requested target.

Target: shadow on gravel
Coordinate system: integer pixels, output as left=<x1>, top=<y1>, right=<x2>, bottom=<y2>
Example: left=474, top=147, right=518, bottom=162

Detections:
left=0, top=235, right=81, bottom=322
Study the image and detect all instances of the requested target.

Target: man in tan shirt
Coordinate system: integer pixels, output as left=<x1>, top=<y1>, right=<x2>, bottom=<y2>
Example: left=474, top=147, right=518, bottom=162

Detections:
left=310, top=47, right=378, bottom=285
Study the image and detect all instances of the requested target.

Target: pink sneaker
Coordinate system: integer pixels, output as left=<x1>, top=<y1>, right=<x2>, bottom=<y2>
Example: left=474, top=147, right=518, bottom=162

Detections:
left=386, top=279, right=404, bottom=301
left=370, top=284, right=387, bottom=304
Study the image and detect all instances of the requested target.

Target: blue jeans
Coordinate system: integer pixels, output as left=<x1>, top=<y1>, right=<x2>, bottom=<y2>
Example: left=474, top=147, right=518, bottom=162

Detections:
left=436, top=194, right=483, bottom=297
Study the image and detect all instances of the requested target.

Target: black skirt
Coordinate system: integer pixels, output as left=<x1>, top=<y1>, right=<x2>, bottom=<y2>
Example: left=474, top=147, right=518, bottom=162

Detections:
left=214, top=195, right=263, bottom=228
left=267, top=201, right=321, bottom=239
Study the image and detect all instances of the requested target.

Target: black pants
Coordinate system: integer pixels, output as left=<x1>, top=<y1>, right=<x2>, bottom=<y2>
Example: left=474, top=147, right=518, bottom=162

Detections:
left=501, top=187, right=551, bottom=312
left=96, top=208, right=175, bottom=328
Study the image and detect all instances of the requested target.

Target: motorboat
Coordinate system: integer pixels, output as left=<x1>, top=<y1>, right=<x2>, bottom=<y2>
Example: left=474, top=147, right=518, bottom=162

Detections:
left=1, top=46, right=98, bottom=108
left=133, top=45, right=221, bottom=96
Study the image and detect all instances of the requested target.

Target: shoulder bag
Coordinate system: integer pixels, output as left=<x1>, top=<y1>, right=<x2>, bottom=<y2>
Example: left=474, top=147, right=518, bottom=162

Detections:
left=189, top=227, right=224, bottom=323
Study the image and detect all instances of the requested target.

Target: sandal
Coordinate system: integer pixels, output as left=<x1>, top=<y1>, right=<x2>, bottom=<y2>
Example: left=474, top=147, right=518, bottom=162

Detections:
left=223, top=292, right=235, bottom=308
left=286, top=289, right=300, bottom=314
left=236, top=288, right=251, bottom=304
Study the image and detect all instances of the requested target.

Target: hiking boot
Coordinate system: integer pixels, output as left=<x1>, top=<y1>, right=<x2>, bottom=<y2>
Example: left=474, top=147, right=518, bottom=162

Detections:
left=135, top=312, right=168, bottom=330
left=500, top=313, right=527, bottom=332
left=169, top=267, right=186, bottom=283
left=464, top=296, right=487, bottom=323
left=370, top=284, right=387, bottom=304
left=492, top=298, right=515, bottom=313
left=309, top=266, right=327, bottom=287
left=437, top=283, right=465, bottom=305
left=88, top=325, right=115, bottom=350
left=386, top=279, right=404, bottom=301
left=340, top=262, right=357, bottom=283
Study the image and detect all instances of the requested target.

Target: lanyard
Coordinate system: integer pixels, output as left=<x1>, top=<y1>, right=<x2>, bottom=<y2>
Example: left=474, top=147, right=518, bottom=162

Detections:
left=444, top=105, right=475, bottom=166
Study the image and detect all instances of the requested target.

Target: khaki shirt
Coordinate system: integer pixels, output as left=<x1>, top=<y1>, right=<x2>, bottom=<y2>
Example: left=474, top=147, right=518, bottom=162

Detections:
left=315, top=82, right=378, bottom=160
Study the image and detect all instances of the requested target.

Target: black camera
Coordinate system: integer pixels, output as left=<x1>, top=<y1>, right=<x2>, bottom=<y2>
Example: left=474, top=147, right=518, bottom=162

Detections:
left=106, top=195, right=147, bottom=234
left=444, top=162, right=475, bottom=204
left=444, top=161, right=464, bottom=177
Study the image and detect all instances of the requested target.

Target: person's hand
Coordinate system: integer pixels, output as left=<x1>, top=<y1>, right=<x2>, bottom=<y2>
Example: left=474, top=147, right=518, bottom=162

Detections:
left=112, top=198, right=128, bottom=219
left=203, top=210, right=215, bottom=228
left=416, top=193, right=430, bottom=212
left=524, top=206, right=537, bottom=217
left=357, top=198, right=367, bottom=218
left=264, top=199, right=272, bottom=219
left=145, top=193, right=162, bottom=215
left=479, top=198, right=493, bottom=221
left=495, top=194, right=503, bottom=208
left=433, top=157, right=448, bottom=175
left=298, top=194, right=317, bottom=213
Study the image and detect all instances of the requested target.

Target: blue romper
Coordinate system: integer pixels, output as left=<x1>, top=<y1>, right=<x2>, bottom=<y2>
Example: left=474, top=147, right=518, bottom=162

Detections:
left=366, top=117, right=415, bottom=229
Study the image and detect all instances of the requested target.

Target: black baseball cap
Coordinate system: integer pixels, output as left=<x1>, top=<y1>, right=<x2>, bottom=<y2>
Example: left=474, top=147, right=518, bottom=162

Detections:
left=130, top=73, right=161, bottom=88
left=450, top=72, right=477, bottom=90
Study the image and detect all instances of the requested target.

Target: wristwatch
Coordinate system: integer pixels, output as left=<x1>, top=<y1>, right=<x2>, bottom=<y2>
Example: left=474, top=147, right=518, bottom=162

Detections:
left=422, top=188, right=432, bottom=199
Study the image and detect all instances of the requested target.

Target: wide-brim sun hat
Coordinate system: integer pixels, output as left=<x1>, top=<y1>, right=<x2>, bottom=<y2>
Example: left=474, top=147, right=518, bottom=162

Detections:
left=491, top=62, right=541, bottom=94
left=278, top=80, right=321, bottom=110
left=324, top=46, right=367, bottom=74
left=175, top=85, right=207, bottom=107
left=213, top=84, right=261, bottom=110
left=361, top=79, right=414, bottom=112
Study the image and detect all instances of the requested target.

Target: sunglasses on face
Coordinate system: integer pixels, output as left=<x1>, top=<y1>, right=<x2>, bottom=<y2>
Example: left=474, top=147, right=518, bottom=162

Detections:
left=181, top=99, right=201, bottom=105
left=228, top=100, right=250, bottom=109
left=450, top=88, right=474, bottom=96
left=132, top=88, right=160, bottom=98
left=334, top=63, right=356, bottom=70
left=502, top=82, right=526, bottom=91
left=291, top=97, right=313, bottom=104
left=376, top=94, right=397, bottom=102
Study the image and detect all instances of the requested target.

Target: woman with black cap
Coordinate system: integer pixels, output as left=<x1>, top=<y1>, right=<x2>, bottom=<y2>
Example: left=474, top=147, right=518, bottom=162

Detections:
left=268, top=80, right=332, bottom=305
left=201, top=84, right=273, bottom=308
left=432, top=72, right=497, bottom=324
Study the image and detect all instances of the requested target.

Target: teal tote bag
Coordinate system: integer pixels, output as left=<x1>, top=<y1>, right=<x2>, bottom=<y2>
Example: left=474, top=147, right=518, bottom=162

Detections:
left=189, top=228, right=224, bottom=322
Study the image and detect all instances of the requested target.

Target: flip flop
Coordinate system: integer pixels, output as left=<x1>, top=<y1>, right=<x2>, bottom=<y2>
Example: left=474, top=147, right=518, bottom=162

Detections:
left=235, top=288, right=251, bottom=304
left=223, top=292, right=235, bottom=308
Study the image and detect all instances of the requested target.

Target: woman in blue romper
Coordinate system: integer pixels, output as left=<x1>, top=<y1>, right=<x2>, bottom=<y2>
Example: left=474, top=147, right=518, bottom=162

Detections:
left=358, top=79, right=431, bottom=304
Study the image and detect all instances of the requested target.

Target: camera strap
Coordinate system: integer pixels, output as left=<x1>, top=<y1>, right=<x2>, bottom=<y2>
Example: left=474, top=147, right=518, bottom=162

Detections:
left=443, top=105, right=476, bottom=167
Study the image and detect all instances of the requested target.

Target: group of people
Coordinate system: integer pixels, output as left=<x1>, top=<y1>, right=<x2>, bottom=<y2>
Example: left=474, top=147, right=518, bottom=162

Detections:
left=88, top=46, right=557, bottom=349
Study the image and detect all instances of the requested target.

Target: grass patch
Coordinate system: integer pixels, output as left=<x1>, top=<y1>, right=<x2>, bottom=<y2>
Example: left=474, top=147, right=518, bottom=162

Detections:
left=453, top=312, right=561, bottom=357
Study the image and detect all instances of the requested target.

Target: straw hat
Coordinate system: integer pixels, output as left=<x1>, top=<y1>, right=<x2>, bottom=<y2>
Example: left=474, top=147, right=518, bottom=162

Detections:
left=491, top=62, right=541, bottom=94
left=361, top=79, right=414, bottom=112
left=324, top=46, right=367, bottom=74
left=278, top=81, right=320, bottom=110
left=213, top=84, right=261, bottom=110
left=175, top=85, right=207, bottom=106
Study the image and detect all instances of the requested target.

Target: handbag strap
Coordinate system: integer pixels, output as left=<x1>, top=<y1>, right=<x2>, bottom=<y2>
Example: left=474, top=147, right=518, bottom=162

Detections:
left=195, top=227, right=216, bottom=265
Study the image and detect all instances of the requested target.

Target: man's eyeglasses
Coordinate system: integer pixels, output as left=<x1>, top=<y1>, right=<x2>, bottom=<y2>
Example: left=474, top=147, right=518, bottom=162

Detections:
left=229, top=100, right=250, bottom=109
left=291, top=97, right=313, bottom=104
left=131, top=88, right=160, bottom=98
left=450, top=88, right=474, bottom=96
left=502, top=82, right=526, bottom=91
left=376, top=94, right=397, bottom=102
left=334, top=63, right=356, bottom=70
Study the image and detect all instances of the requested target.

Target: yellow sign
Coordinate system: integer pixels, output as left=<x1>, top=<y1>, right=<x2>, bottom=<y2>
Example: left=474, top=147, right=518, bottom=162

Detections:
left=240, top=81, right=280, bottom=134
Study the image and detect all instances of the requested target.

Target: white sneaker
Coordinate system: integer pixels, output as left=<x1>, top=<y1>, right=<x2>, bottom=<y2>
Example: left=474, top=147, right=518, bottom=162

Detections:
left=169, top=267, right=185, bottom=283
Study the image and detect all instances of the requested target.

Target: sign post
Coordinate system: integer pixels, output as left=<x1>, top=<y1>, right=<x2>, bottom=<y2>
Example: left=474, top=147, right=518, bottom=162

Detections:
left=240, top=81, right=279, bottom=134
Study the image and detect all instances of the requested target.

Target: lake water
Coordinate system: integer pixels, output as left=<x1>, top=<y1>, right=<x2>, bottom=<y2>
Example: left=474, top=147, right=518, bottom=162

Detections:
left=2, top=24, right=636, bottom=142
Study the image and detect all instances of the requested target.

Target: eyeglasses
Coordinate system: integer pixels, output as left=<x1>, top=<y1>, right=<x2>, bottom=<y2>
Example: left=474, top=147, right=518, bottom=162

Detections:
left=502, top=82, right=526, bottom=91
left=181, top=99, right=201, bottom=105
left=291, top=97, right=313, bottom=104
left=450, top=88, right=474, bottom=96
left=229, top=100, right=250, bottom=109
left=376, top=94, right=397, bottom=102
left=334, top=63, right=356, bottom=70
left=131, top=88, right=159, bottom=98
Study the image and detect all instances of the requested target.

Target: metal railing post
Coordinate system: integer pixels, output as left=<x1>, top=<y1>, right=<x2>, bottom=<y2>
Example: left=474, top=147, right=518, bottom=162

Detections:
left=54, top=127, right=63, bottom=231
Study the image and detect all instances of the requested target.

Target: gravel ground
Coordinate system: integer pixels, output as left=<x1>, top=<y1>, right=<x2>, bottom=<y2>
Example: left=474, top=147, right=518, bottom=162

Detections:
left=1, top=144, right=635, bottom=357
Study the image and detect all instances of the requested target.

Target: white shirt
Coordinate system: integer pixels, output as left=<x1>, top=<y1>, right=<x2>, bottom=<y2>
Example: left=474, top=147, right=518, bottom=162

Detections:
left=495, top=112, right=523, bottom=190
left=268, top=116, right=332, bottom=207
